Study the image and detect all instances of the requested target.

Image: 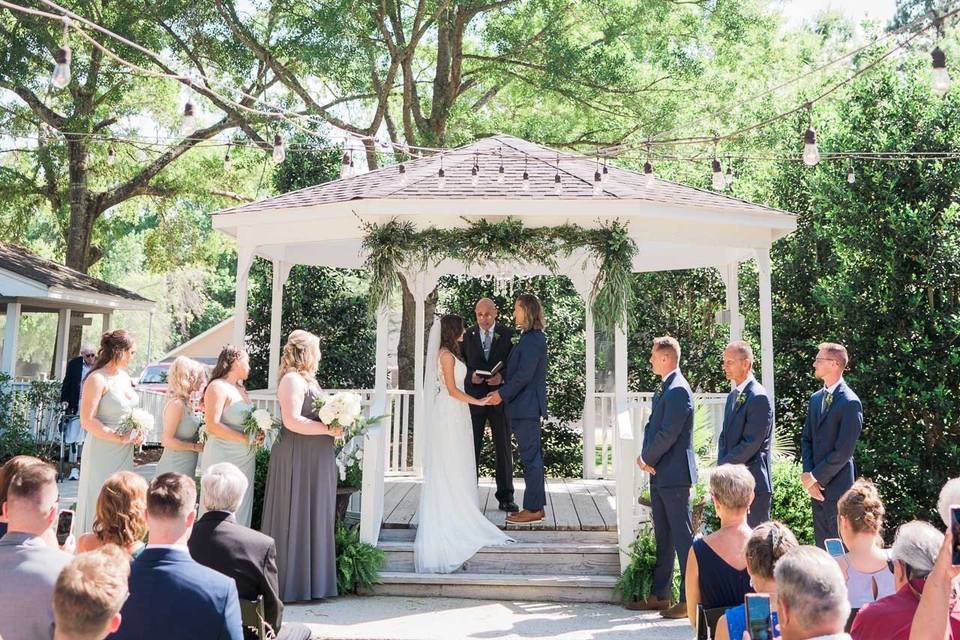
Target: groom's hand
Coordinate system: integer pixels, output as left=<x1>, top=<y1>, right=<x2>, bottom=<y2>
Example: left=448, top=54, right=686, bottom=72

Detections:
left=471, top=372, right=483, bottom=385
left=487, top=373, right=502, bottom=386
left=487, top=391, right=502, bottom=406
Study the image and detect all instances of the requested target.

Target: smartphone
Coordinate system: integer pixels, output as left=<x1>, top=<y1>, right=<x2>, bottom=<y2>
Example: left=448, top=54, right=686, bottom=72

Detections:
left=56, top=509, right=74, bottom=547
left=745, top=593, right=772, bottom=640
left=951, top=505, right=960, bottom=566
left=824, top=537, right=846, bottom=560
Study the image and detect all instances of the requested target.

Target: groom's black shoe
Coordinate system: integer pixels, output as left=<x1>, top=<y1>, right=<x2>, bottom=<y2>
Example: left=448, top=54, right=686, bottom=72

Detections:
left=498, top=501, right=520, bottom=513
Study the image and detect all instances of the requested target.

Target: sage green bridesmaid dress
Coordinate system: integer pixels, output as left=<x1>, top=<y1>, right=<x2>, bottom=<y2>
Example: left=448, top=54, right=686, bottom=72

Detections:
left=198, top=402, right=256, bottom=526
left=155, top=399, right=201, bottom=478
left=75, top=379, right=139, bottom=535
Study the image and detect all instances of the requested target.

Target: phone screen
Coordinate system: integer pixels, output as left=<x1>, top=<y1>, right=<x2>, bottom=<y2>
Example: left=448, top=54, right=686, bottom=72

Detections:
left=746, top=594, right=772, bottom=640
left=56, top=509, right=74, bottom=546
left=951, top=506, right=960, bottom=566
left=824, top=538, right=845, bottom=559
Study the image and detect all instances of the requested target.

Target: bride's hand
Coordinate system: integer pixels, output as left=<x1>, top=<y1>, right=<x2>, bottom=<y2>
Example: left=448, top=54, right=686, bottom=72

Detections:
left=473, top=396, right=490, bottom=406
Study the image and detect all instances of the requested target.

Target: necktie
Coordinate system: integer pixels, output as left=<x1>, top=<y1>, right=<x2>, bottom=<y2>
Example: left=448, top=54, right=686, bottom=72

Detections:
left=483, top=331, right=491, bottom=358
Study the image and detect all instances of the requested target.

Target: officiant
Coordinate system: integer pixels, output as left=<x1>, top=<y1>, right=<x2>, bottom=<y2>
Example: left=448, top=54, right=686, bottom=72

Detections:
left=462, top=298, right=518, bottom=513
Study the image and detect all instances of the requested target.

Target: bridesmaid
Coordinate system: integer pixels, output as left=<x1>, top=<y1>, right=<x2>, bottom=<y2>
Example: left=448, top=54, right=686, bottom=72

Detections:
left=76, top=329, right=143, bottom=536
left=199, top=345, right=259, bottom=527
left=261, top=330, right=343, bottom=601
left=156, top=356, right=206, bottom=478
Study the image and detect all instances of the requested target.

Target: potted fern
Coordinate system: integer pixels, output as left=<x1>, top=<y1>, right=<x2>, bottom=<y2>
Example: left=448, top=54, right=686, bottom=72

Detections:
left=615, top=527, right=681, bottom=609
left=335, top=520, right=385, bottom=595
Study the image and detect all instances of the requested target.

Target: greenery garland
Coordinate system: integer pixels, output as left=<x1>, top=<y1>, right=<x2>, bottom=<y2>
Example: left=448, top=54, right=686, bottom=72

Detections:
left=361, top=217, right=637, bottom=329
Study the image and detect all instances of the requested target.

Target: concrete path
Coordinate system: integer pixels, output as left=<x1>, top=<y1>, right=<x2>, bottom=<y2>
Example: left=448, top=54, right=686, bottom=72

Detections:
left=286, top=596, right=692, bottom=640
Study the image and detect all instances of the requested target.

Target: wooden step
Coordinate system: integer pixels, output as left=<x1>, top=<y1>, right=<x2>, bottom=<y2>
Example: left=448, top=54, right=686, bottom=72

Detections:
left=377, top=527, right=619, bottom=544
left=366, top=571, right=619, bottom=603
left=378, top=541, right=621, bottom=576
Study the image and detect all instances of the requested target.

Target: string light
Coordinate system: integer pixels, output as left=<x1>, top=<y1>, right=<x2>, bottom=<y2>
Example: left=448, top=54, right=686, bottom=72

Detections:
left=438, top=152, right=446, bottom=189
left=50, top=17, right=71, bottom=89
left=711, top=158, right=725, bottom=190
left=932, top=46, right=950, bottom=96
left=340, top=149, right=351, bottom=178
left=643, top=160, right=654, bottom=188
left=725, top=156, right=735, bottom=188
left=106, top=146, right=115, bottom=166
left=847, top=161, right=855, bottom=184
left=601, top=160, right=610, bottom=184
left=223, top=144, right=232, bottom=171
left=498, top=148, right=505, bottom=184
left=593, top=160, right=602, bottom=196
left=471, top=153, right=479, bottom=186
left=398, top=163, right=408, bottom=186
left=522, top=156, right=530, bottom=192
left=554, top=154, right=562, bottom=195
left=181, top=100, right=196, bottom=136
left=272, top=133, right=285, bottom=163
left=802, top=106, right=820, bottom=167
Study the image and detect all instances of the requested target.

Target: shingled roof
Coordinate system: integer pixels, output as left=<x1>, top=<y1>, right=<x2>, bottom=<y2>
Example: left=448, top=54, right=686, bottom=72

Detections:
left=216, top=134, right=794, bottom=218
left=0, top=242, right=152, bottom=304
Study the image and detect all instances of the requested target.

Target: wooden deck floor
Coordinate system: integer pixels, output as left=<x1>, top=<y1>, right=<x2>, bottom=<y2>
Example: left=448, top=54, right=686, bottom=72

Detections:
left=381, top=477, right=617, bottom=531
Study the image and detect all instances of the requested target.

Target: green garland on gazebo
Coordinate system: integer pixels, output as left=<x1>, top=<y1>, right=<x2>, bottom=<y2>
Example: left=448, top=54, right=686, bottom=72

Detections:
left=361, top=217, right=637, bottom=330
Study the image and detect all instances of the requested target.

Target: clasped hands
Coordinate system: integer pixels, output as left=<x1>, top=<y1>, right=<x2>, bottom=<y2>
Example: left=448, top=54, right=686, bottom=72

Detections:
left=635, top=456, right=656, bottom=475
left=801, top=471, right=825, bottom=501
left=471, top=372, right=503, bottom=386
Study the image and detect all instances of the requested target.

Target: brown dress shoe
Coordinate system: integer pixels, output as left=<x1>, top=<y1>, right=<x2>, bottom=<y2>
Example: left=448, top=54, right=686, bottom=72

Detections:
left=625, top=595, right=670, bottom=611
left=659, top=602, right=687, bottom=619
left=506, top=508, right=545, bottom=524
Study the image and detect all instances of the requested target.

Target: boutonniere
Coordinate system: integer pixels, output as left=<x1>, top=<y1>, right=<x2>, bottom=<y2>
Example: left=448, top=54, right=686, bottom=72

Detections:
left=653, top=381, right=664, bottom=397
left=825, top=392, right=834, bottom=409
left=493, top=332, right=501, bottom=341
left=735, top=392, right=747, bottom=407
left=511, top=333, right=521, bottom=345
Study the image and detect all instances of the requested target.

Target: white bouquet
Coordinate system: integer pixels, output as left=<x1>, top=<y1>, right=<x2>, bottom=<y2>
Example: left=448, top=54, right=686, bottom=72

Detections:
left=117, top=408, right=154, bottom=442
left=242, top=407, right=279, bottom=449
left=313, top=392, right=386, bottom=483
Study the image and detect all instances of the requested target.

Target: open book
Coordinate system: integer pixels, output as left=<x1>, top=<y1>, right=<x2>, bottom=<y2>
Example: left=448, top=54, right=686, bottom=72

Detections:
left=475, top=361, right=503, bottom=378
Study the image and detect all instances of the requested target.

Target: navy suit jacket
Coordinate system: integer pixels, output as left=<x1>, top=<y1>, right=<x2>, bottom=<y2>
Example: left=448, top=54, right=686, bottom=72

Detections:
left=462, top=322, right=515, bottom=399
left=717, top=378, right=773, bottom=495
left=59, top=356, right=84, bottom=414
left=800, top=381, right=863, bottom=501
left=498, top=329, right=547, bottom=421
left=641, top=371, right=698, bottom=489
left=110, top=547, right=243, bottom=640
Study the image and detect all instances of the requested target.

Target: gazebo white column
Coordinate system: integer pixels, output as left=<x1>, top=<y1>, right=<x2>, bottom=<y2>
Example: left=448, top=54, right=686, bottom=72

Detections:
left=2, top=302, right=21, bottom=376
left=360, top=303, right=391, bottom=544
left=755, top=249, right=775, bottom=408
left=54, top=308, right=72, bottom=379
left=267, top=260, right=293, bottom=388
left=720, top=263, right=743, bottom=342
left=232, top=244, right=255, bottom=348
left=569, top=265, right=599, bottom=478
left=102, top=311, right=112, bottom=333
left=402, top=269, right=439, bottom=475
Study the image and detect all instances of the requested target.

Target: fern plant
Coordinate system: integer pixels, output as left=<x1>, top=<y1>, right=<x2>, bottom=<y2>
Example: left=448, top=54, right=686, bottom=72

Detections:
left=335, top=520, right=386, bottom=594
left=615, top=527, right=681, bottom=605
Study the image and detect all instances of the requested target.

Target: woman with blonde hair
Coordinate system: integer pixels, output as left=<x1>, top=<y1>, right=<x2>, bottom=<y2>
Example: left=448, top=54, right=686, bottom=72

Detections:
left=156, top=357, right=206, bottom=478
left=261, top=329, right=344, bottom=601
left=77, top=470, right=148, bottom=557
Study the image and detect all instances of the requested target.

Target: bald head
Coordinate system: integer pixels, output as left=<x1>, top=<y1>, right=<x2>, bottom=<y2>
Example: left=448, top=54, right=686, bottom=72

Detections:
left=475, top=298, right=498, bottom=331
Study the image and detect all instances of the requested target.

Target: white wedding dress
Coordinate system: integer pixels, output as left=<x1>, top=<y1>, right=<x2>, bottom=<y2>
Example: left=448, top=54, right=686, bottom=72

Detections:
left=414, top=323, right=514, bottom=574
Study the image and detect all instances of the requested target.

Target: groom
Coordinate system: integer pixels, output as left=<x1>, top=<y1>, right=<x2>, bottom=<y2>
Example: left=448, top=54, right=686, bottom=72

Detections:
left=462, top=298, right=517, bottom=513
left=488, top=294, right=548, bottom=525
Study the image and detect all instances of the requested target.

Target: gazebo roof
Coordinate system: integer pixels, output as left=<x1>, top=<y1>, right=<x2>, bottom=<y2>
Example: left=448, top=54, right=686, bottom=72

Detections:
left=212, top=134, right=797, bottom=274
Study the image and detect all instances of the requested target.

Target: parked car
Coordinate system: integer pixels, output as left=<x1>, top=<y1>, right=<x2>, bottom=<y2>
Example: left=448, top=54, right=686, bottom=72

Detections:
left=136, top=357, right=216, bottom=394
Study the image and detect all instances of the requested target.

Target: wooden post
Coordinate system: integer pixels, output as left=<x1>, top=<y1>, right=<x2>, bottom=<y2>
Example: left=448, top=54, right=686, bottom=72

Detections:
left=2, top=302, right=21, bottom=376
left=267, top=260, right=292, bottom=389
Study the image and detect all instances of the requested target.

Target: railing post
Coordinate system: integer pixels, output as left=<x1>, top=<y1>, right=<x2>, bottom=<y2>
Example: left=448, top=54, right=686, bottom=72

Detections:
left=232, top=242, right=255, bottom=348
left=267, top=260, right=292, bottom=388
left=360, top=303, right=390, bottom=545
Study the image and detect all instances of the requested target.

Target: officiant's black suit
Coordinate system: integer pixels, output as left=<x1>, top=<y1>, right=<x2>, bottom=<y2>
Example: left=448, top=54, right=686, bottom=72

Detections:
left=462, top=322, right=515, bottom=505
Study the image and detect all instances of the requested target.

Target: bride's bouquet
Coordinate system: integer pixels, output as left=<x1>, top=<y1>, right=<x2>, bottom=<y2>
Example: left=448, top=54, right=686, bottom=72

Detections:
left=242, top=407, right=279, bottom=449
left=116, top=408, right=154, bottom=443
left=313, top=392, right=385, bottom=482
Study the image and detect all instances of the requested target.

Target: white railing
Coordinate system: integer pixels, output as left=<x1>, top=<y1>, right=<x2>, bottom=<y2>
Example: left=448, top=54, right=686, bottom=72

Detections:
left=587, top=391, right=728, bottom=479
left=614, top=402, right=637, bottom=570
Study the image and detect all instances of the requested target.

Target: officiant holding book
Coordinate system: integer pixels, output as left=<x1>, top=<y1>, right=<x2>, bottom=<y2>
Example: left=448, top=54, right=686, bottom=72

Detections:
left=462, top=298, right=518, bottom=513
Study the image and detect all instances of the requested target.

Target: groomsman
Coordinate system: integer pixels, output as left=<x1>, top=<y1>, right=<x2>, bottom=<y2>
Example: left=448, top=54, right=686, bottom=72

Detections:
left=801, top=342, right=863, bottom=547
left=717, top=340, right=773, bottom=527
left=462, top=298, right=518, bottom=512
left=636, top=337, right=697, bottom=619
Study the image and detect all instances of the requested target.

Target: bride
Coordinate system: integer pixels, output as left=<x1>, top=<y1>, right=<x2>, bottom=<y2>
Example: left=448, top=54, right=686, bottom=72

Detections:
left=415, top=314, right=514, bottom=573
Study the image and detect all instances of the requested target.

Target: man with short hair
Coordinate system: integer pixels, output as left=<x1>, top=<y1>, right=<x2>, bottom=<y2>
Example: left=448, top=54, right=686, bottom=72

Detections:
left=850, top=521, right=959, bottom=639
left=801, top=342, right=863, bottom=546
left=0, top=463, right=73, bottom=640
left=111, top=472, right=242, bottom=640
left=54, top=544, right=130, bottom=640
left=635, top=336, right=697, bottom=619
left=776, top=545, right=852, bottom=640
left=188, top=463, right=310, bottom=640
left=718, top=340, right=774, bottom=526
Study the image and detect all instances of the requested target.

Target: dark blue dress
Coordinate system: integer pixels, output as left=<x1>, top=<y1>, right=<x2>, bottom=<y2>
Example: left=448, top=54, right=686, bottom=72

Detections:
left=693, top=537, right=753, bottom=609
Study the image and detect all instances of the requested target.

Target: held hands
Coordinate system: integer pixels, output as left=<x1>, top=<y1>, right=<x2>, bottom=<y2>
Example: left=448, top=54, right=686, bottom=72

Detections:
left=471, top=373, right=484, bottom=385
left=485, top=391, right=503, bottom=406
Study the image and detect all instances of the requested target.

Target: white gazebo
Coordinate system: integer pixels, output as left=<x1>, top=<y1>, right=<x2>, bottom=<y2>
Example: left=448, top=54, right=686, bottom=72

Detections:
left=213, top=134, right=796, bottom=568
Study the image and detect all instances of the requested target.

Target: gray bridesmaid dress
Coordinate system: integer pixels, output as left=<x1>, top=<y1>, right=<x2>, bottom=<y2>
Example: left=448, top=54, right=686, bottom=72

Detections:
left=155, top=399, right=201, bottom=478
left=198, top=402, right=256, bottom=526
left=75, top=380, right=139, bottom=535
left=261, top=383, right=338, bottom=601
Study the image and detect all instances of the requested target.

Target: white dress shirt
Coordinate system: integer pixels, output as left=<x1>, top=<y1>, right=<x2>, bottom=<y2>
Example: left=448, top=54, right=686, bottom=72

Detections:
left=735, top=373, right=755, bottom=394
left=662, top=367, right=680, bottom=382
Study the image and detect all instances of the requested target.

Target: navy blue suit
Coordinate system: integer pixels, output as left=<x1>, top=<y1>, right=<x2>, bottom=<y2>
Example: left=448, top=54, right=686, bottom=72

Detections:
left=717, top=377, right=773, bottom=527
left=800, top=380, right=863, bottom=546
left=110, top=547, right=243, bottom=640
left=498, top=329, right=547, bottom=511
left=640, top=370, right=697, bottom=601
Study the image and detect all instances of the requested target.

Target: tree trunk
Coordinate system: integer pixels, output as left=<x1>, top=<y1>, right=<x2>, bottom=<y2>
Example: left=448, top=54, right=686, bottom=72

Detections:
left=397, top=275, right=438, bottom=390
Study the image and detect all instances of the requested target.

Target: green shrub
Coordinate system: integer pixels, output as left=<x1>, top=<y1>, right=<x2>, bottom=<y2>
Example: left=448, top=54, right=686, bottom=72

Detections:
left=335, top=520, right=385, bottom=594
left=477, top=419, right=583, bottom=479
left=250, top=448, right=271, bottom=531
left=615, top=527, right=680, bottom=604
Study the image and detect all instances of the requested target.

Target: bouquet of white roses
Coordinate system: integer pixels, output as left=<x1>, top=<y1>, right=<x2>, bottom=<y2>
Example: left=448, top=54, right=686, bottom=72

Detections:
left=242, top=407, right=279, bottom=449
left=117, top=408, right=154, bottom=443
left=313, top=392, right=386, bottom=482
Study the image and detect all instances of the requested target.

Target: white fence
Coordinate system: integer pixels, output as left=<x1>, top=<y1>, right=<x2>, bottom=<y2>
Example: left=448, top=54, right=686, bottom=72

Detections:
left=1, top=379, right=65, bottom=444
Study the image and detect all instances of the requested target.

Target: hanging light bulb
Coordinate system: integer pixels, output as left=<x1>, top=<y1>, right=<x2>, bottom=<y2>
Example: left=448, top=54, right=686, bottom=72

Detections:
left=223, top=146, right=232, bottom=172
left=340, top=151, right=351, bottom=178
left=846, top=162, right=855, bottom=184
left=272, top=133, right=285, bottom=163
left=593, top=169, right=603, bottom=196
left=711, top=159, right=725, bottom=190
left=932, top=46, right=950, bottom=96
left=50, top=18, right=71, bottom=89
left=106, top=146, right=115, bottom=166
left=554, top=173, right=562, bottom=195
left=349, top=155, right=355, bottom=176
left=802, top=127, right=820, bottom=167
left=471, top=165, right=479, bottom=187
left=724, top=158, right=734, bottom=188
left=181, top=101, right=196, bottom=136
left=521, top=169, right=530, bottom=191
left=497, top=164, right=505, bottom=184
left=643, top=160, right=655, bottom=188
left=438, top=166, right=446, bottom=189
left=399, top=163, right=408, bottom=186
left=601, top=162, right=610, bottom=184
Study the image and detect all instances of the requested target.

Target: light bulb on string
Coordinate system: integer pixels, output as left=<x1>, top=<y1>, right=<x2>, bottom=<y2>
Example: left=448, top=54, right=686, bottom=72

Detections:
left=554, top=154, right=562, bottom=195
left=711, top=159, right=725, bottom=190
left=601, top=161, right=610, bottom=184
left=725, top=157, right=734, bottom=188
left=50, top=18, right=72, bottom=89
left=399, top=163, right=408, bottom=186
left=847, top=161, right=855, bottom=184
left=272, top=133, right=285, bottom=163
left=802, top=128, right=820, bottom=166
left=349, top=154, right=355, bottom=176
left=223, top=145, right=232, bottom=172
left=522, top=157, right=530, bottom=191
left=643, top=160, right=654, bottom=188
left=181, top=101, right=196, bottom=136
left=340, top=150, right=351, bottom=178
left=932, top=46, right=950, bottom=96
left=106, top=146, right=115, bottom=166
left=471, top=154, right=479, bottom=186
left=438, top=153, right=446, bottom=189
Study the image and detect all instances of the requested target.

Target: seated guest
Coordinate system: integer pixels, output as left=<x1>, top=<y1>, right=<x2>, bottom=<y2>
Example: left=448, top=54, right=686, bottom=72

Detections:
left=77, top=471, right=148, bottom=556
left=936, top=476, right=960, bottom=529
left=905, top=530, right=960, bottom=640
left=188, top=463, right=311, bottom=640
left=0, top=464, right=73, bottom=640
left=685, top=464, right=755, bottom=628
left=716, top=521, right=800, bottom=640
left=0, top=454, right=43, bottom=537
left=54, top=544, right=130, bottom=640
left=851, top=520, right=955, bottom=639
left=110, top=472, right=243, bottom=640
left=836, top=479, right=895, bottom=609
left=775, top=546, right=852, bottom=640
